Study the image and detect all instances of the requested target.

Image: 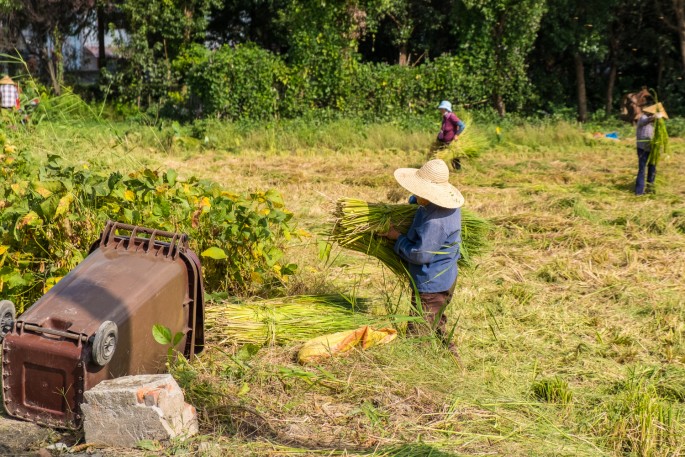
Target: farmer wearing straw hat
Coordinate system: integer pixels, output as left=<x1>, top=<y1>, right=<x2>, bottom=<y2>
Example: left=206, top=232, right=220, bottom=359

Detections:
left=634, top=103, right=666, bottom=195
left=431, top=100, right=465, bottom=170
left=0, top=75, right=20, bottom=110
left=380, top=159, right=463, bottom=357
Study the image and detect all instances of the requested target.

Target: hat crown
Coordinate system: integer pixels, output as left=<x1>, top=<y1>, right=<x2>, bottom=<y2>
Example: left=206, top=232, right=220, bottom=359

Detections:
left=437, top=100, right=452, bottom=111
left=416, top=159, right=449, bottom=185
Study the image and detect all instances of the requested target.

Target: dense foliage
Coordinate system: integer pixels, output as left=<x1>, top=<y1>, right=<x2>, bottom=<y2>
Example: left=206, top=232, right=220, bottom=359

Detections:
left=1, top=0, right=684, bottom=119
left=0, top=134, right=296, bottom=310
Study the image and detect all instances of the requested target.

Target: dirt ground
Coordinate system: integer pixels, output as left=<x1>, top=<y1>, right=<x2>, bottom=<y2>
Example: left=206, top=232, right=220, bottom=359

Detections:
left=0, top=412, right=64, bottom=456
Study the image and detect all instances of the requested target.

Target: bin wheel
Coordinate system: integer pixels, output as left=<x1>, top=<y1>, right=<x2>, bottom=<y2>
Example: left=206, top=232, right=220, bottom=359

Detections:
left=92, top=321, right=118, bottom=366
left=0, top=300, right=16, bottom=330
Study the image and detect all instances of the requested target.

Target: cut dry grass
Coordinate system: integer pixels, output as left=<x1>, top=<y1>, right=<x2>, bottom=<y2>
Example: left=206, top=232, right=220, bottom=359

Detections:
left=7, top=117, right=685, bottom=456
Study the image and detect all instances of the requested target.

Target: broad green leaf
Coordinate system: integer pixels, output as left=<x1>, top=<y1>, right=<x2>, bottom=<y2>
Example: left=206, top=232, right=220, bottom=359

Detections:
left=201, top=246, right=227, bottom=260
left=172, top=331, right=184, bottom=347
left=152, top=324, right=172, bottom=345
left=54, top=193, right=74, bottom=218
left=166, top=169, right=177, bottom=186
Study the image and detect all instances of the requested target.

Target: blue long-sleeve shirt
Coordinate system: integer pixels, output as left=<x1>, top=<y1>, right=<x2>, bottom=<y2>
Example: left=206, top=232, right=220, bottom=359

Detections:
left=393, top=203, right=461, bottom=293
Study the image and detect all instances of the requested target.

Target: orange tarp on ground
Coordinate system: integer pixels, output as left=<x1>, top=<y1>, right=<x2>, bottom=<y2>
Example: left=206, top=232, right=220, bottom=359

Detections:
left=298, top=326, right=397, bottom=364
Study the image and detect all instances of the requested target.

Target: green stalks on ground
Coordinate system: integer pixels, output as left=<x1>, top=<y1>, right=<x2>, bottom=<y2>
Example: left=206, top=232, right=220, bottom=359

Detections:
left=205, top=295, right=379, bottom=346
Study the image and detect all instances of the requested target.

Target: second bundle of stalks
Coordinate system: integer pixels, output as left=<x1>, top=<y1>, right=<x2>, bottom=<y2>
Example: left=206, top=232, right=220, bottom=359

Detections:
left=205, top=294, right=377, bottom=346
left=648, top=103, right=670, bottom=166
left=435, top=112, right=491, bottom=162
left=329, top=198, right=491, bottom=283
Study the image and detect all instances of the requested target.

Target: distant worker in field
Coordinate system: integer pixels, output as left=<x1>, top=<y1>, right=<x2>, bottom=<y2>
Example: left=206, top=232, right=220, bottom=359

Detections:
left=634, top=103, right=665, bottom=195
left=380, top=159, right=463, bottom=360
left=0, top=75, right=20, bottom=110
left=431, top=100, right=465, bottom=170
left=621, top=87, right=652, bottom=125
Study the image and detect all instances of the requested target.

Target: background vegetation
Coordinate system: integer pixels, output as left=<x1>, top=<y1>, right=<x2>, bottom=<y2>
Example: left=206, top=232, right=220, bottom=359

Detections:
left=1, top=0, right=684, bottom=121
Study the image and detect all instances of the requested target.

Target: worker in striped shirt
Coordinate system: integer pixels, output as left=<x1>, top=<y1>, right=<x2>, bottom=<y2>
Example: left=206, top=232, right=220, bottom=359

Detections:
left=0, top=75, right=20, bottom=110
left=634, top=103, right=664, bottom=195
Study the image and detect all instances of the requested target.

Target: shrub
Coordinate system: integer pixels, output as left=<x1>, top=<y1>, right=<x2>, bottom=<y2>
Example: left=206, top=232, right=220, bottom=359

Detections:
left=178, top=49, right=494, bottom=121
left=0, top=140, right=297, bottom=310
left=179, top=43, right=287, bottom=120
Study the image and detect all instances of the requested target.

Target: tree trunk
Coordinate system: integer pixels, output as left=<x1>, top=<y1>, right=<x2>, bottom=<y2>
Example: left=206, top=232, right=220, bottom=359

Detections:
left=675, top=0, right=685, bottom=73
left=97, top=4, right=106, bottom=69
left=573, top=52, right=587, bottom=122
left=605, top=61, right=617, bottom=117
left=398, top=43, right=409, bottom=66
left=493, top=92, right=505, bottom=117
left=605, top=31, right=619, bottom=117
left=46, top=27, right=63, bottom=95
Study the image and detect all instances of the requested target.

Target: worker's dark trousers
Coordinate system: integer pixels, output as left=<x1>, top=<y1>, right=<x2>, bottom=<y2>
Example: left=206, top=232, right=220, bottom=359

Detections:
left=409, top=280, right=457, bottom=339
left=636, top=148, right=656, bottom=195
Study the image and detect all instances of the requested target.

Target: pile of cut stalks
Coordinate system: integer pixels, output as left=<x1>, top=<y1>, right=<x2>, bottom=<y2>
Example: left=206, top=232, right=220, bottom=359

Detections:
left=205, top=295, right=378, bottom=346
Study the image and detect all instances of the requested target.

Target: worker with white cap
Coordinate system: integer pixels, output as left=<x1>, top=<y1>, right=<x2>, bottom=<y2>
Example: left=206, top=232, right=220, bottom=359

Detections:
left=432, top=100, right=466, bottom=170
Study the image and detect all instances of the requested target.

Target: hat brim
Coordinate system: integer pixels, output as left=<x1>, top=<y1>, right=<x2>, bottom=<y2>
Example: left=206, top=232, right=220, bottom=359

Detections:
left=0, top=76, right=15, bottom=85
left=643, top=103, right=668, bottom=119
left=394, top=168, right=464, bottom=209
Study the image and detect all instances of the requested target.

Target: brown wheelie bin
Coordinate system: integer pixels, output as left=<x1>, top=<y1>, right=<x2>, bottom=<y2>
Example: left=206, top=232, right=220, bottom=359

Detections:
left=0, top=221, right=204, bottom=429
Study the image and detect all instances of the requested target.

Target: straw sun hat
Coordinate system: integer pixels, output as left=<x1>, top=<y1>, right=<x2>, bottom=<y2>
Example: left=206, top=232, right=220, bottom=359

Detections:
left=643, top=102, right=669, bottom=119
left=394, top=159, right=465, bottom=209
left=0, top=75, right=15, bottom=85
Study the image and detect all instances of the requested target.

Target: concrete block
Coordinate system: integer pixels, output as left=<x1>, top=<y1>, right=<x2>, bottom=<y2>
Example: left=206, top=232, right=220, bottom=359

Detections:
left=81, top=374, right=198, bottom=448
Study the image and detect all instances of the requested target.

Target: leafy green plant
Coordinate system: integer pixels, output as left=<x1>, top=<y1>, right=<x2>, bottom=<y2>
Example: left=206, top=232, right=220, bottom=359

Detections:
left=0, top=146, right=297, bottom=310
left=152, top=324, right=185, bottom=361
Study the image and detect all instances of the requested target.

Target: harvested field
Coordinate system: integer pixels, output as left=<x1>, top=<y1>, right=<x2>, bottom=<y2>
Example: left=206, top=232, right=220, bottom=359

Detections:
left=4, top=119, right=685, bottom=456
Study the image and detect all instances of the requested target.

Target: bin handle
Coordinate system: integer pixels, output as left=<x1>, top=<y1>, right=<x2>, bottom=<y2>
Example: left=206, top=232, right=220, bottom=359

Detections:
left=127, top=226, right=139, bottom=251
left=145, top=230, right=157, bottom=254
left=101, top=221, right=189, bottom=259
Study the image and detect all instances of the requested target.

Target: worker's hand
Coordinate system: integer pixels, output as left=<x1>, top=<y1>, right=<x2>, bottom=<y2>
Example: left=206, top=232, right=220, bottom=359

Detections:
left=655, top=112, right=663, bottom=119
left=454, top=135, right=459, bottom=140
left=379, top=223, right=401, bottom=241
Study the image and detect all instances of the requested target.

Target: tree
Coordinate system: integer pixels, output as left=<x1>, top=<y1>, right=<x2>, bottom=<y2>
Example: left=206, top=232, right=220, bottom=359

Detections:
left=206, top=0, right=289, bottom=52
left=1, top=0, right=95, bottom=93
left=460, top=0, right=546, bottom=116
left=658, top=0, right=685, bottom=74
left=116, top=0, right=220, bottom=107
left=0, top=0, right=22, bottom=72
left=275, top=0, right=380, bottom=109
left=532, top=0, right=618, bottom=121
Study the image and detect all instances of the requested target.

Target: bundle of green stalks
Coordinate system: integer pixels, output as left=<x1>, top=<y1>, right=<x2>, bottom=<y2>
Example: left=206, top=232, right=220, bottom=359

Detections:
left=436, top=112, right=491, bottom=161
left=205, top=295, right=377, bottom=346
left=648, top=112, right=669, bottom=166
left=330, top=198, right=491, bottom=282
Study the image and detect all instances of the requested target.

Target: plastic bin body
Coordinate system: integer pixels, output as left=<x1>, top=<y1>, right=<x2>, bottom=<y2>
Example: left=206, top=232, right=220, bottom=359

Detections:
left=1, top=222, right=204, bottom=428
